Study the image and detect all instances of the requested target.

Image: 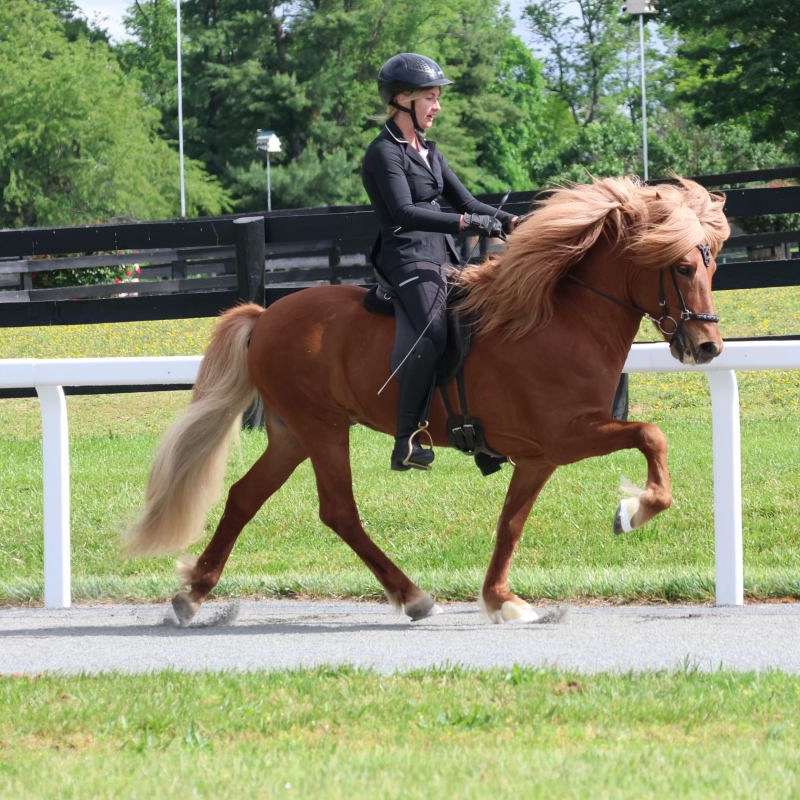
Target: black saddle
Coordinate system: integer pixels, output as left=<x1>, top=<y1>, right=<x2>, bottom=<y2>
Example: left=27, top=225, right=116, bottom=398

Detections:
left=363, top=279, right=508, bottom=476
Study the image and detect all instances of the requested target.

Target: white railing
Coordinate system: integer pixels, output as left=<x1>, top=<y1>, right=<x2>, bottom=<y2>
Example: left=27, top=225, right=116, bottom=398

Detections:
left=1, top=340, right=798, bottom=609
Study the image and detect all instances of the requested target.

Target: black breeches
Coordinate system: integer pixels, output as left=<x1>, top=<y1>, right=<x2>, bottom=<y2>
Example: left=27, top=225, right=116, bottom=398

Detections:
left=385, top=261, right=447, bottom=439
left=387, top=261, right=447, bottom=374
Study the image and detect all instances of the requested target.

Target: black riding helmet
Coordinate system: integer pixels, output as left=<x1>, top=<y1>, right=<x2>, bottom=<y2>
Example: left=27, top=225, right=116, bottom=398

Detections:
left=378, top=53, right=453, bottom=133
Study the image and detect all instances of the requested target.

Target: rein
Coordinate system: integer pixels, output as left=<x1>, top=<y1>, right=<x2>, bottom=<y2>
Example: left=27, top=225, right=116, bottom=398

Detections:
left=567, top=243, right=719, bottom=337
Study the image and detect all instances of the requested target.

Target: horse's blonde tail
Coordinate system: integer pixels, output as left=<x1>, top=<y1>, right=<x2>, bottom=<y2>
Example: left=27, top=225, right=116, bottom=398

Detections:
left=124, top=304, right=263, bottom=556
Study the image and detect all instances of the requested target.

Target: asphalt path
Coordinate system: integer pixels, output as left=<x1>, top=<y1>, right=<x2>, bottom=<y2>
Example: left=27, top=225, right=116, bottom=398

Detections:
left=1, top=599, right=799, bottom=675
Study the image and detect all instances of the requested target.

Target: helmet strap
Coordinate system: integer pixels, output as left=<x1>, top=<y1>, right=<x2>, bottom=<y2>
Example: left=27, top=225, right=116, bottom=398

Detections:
left=390, top=99, right=425, bottom=134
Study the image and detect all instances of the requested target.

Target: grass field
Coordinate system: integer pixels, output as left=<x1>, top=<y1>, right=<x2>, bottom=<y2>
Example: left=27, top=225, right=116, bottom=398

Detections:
left=1, top=668, right=799, bottom=798
left=0, top=286, right=798, bottom=605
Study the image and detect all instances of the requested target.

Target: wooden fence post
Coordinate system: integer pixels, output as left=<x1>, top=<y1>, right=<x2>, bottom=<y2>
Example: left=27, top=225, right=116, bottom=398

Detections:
left=234, top=216, right=266, bottom=428
left=235, top=215, right=266, bottom=305
left=328, top=240, right=341, bottom=285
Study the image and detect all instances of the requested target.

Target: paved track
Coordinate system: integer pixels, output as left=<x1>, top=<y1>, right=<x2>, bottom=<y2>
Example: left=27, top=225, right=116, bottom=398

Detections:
left=1, top=600, right=798, bottom=675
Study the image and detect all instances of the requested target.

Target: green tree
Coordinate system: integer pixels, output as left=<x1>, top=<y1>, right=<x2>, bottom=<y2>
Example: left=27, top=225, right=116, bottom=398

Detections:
left=521, top=0, right=663, bottom=181
left=120, top=0, right=561, bottom=207
left=0, top=0, right=230, bottom=227
left=659, top=0, right=800, bottom=158
left=524, top=0, right=637, bottom=126
left=649, top=115, right=788, bottom=178
left=36, top=0, right=111, bottom=43
left=172, top=0, right=299, bottom=184
left=479, top=37, right=574, bottom=189
left=116, top=0, right=179, bottom=139
left=0, top=0, right=228, bottom=226
left=423, top=0, right=569, bottom=192
left=521, top=0, right=791, bottom=183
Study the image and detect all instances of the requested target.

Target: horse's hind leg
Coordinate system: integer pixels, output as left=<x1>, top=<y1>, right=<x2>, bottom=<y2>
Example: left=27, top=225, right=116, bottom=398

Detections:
left=172, top=417, right=306, bottom=624
left=309, top=428, right=439, bottom=621
left=481, top=461, right=554, bottom=624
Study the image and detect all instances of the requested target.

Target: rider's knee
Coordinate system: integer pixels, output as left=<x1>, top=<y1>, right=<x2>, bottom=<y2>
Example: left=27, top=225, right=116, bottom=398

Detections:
left=425, top=320, right=447, bottom=359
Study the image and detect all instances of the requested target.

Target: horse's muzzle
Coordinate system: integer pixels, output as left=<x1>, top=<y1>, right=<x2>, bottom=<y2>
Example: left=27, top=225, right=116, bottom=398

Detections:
left=670, top=331, right=722, bottom=365
left=696, top=340, right=722, bottom=364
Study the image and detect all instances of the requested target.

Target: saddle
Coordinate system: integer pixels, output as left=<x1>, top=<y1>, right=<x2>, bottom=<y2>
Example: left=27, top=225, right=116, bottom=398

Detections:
left=364, top=278, right=509, bottom=477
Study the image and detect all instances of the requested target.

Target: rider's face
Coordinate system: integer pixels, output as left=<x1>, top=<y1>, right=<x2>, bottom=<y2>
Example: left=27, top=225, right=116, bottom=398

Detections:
left=397, top=87, right=441, bottom=130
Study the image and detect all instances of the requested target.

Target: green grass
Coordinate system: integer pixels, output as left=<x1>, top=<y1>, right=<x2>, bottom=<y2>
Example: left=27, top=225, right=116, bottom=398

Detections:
left=1, top=668, right=800, bottom=798
left=0, top=285, right=798, bottom=604
left=0, top=393, right=797, bottom=605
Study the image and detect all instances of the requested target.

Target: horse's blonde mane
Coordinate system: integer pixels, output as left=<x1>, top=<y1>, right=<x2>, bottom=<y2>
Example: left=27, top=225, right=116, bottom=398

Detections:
left=456, top=176, right=730, bottom=339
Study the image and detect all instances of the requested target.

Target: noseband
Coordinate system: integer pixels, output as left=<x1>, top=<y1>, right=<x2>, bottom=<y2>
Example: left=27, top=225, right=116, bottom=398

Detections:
left=568, top=243, right=719, bottom=339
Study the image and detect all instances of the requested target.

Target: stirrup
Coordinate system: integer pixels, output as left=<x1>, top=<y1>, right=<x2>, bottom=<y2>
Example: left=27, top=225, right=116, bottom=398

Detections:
left=392, top=422, right=435, bottom=471
left=405, top=422, right=434, bottom=468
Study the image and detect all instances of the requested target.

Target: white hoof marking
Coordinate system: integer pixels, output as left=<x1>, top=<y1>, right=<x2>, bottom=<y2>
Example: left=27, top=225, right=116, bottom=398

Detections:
left=618, top=495, right=640, bottom=533
left=501, top=600, right=540, bottom=623
left=479, top=596, right=539, bottom=624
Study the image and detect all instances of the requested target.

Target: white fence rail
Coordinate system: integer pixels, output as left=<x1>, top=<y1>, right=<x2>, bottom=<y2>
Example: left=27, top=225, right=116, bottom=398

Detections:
left=1, top=340, right=798, bottom=609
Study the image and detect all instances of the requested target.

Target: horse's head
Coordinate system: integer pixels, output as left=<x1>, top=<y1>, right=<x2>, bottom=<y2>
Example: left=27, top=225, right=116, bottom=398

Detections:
left=632, top=242, right=723, bottom=365
left=624, top=179, right=729, bottom=365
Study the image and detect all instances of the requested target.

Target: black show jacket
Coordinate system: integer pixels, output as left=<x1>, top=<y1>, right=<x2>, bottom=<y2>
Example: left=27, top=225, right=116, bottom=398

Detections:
left=362, top=119, right=513, bottom=272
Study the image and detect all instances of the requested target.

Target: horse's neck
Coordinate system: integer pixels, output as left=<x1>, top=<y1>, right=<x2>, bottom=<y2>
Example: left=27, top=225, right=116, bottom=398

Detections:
left=553, top=247, right=643, bottom=371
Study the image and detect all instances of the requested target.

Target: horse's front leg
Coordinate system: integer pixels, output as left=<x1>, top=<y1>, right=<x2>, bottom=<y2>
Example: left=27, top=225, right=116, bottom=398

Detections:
left=481, top=461, right=555, bottom=624
left=568, top=419, right=672, bottom=534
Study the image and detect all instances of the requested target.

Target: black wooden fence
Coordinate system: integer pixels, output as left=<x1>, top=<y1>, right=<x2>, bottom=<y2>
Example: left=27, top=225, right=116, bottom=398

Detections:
left=1, top=165, right=799, bottom=330
left=0, top=166, right=798, bottom=400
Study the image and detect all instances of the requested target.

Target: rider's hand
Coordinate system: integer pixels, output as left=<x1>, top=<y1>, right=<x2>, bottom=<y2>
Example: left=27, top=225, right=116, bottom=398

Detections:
left=462, top=213, right=503, bottom=238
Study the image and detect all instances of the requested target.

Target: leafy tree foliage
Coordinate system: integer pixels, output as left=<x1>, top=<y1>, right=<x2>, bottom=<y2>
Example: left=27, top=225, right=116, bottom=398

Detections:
left=0, top=0, right=230, bottom=227
left=11, top=0, right=795, bottom=226
left=660, top=0, right=800, bottom=158
left=524, top=0, right=635, bottom=126
left=116, top=0, right=179, bottom=139
left=35, top=0, right=111, bottom=43
left=523, top=0, right=792, bottom=183
left=122, top=0, right=566, bottom=208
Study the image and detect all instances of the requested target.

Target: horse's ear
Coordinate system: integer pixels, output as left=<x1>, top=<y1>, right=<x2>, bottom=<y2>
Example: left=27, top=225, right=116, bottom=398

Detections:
left=654, top=190, right=662, bottom=200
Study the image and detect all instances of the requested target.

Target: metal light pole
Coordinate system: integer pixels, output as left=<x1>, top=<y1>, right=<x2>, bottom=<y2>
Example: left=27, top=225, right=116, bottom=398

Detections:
left=176, top=0, right=186, bottom=217
left=256, top=129, right=282, bottom=212
left=622, top=1, right=658, bottom=181
left=638, top=13, right=648, bottom=181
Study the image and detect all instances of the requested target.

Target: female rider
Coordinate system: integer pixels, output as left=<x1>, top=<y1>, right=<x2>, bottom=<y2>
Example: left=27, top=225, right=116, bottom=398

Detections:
left=362, top=53, right=517, bottom=471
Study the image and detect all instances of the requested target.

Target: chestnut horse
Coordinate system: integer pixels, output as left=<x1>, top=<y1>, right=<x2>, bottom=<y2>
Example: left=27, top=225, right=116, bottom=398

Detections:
left=126, top=176, right=729, bottom=624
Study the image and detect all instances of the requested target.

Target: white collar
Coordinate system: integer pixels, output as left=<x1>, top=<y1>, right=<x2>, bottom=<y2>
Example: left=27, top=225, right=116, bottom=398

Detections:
left=384, top=122, right=429, bottom=148
left=384, top=123, right=409, bottom=144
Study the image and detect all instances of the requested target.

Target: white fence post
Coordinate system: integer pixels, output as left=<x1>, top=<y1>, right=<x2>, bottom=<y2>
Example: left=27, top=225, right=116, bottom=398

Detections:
left=36, top=385, right=71, bottom=609
left=707, top=370, right=744, bottom=606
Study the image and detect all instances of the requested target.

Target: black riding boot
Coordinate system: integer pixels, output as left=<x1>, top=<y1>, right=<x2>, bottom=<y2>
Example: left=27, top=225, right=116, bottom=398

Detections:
left=391, top=338, right=437, bottom=471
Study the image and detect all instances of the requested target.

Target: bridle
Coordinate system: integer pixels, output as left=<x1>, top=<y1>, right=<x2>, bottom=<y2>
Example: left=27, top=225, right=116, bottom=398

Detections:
left=567, top=243, right=719, bottom=340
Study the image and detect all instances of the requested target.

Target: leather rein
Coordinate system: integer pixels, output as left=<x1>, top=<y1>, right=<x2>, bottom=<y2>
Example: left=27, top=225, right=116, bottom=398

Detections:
left=567, top=243, right=719, bottom=337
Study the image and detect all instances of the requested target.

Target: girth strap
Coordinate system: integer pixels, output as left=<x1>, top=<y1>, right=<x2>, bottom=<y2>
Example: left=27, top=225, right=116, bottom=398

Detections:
left=439, top=371, right=508, bottom=477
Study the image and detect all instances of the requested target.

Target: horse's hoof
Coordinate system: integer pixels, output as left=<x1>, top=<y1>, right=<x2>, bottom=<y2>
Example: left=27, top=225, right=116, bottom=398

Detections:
left=613, top=496, right=639, bottom=535
left=500, top=600, right=539, bottom=623
left=405, top=593, right=441, bottom=621
left=172, top=592, right=200, bottom=627
left=479, top=596, right=538, bottom=624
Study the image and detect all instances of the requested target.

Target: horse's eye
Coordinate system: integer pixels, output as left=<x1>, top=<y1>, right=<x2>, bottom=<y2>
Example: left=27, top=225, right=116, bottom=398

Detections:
left=676, top=265, right=694, bottom=277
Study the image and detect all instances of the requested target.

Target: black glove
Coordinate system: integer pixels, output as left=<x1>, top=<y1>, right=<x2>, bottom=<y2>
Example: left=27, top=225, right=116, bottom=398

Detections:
left=463, top=213, right=503, bottom=238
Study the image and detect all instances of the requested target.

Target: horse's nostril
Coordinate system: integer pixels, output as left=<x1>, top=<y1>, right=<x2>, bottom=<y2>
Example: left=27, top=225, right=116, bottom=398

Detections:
left=698, top=341, right=720, bottom=360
